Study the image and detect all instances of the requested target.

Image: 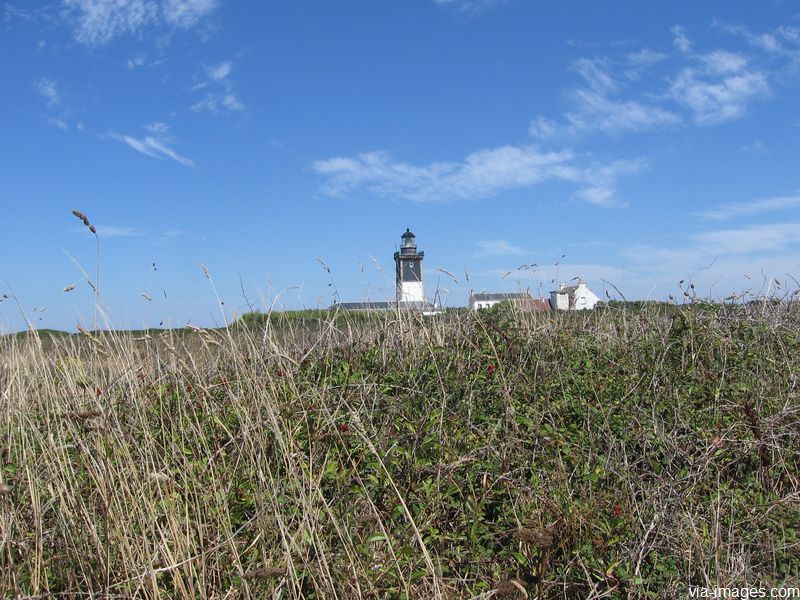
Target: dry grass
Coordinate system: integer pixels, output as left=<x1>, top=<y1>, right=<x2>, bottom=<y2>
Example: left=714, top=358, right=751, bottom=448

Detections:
left=0, top=302, right=798, bottom=598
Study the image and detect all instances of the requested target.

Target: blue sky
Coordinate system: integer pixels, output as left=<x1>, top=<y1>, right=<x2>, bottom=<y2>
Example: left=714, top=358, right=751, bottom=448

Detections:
left=2, top=0, right=800, bottom=331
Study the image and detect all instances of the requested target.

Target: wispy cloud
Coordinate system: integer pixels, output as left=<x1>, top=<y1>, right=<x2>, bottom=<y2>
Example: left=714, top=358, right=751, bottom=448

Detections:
left=691, top=222, right=800, bottom=255
left=433, top=0, right=506, bottom=15
left=191, top=93, right=244, bottom=113
left=162, top=0, right=216, bottom=29
left=530, top=57, right=681, bottom=140
left=572, top=158, right=646, bottom=207
left=529, top=93, right=680, bottom=140
left=34, top=77, right=60, bottom=107
left=126, top=54, right=146, bottom=69
left=191, top=60, right=245, bottom=114
left=474, top=240, right=525, bottom=257
left=107, top=122, right=195, bottom=167
left=696, top=194, right=800, bottom=220
left=33, top=77, right=78, bottom=130
left=62, top=0, right=218, bottom=46
left=206, top=60, right=231, bottom=81
left=619, top=220, right=800, bottom=297
left=626, top=49, right=667, bottom=66
left=313, top=145, right=643, bottom=206
left=533, top=26, right=781, bottom=139
left=75, top=224, right=187, bottom=240
left=4, top=3, right=61, bottom=26
left=95, top=225, right=143, bottom=237
left=669, top=59, right=769, bottom=125
left=716, top=21, right=800, bottom=56
left=671, top=25, right=692, bottom=53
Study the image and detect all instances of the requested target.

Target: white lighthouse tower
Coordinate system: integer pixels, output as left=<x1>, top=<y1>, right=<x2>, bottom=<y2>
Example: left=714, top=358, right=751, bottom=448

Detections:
left=394, top=229, right=425, bottom=305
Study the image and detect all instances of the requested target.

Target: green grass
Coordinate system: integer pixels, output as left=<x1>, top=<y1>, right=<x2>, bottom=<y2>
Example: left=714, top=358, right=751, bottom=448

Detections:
left=0, top=302, right=798, bottom=598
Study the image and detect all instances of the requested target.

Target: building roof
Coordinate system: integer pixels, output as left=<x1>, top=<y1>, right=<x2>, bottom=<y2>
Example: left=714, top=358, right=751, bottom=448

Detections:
left=401, top=228, right=415, bottom=238
left=470, top=292, right=533, bottom=302
left=553, top=285, right=578, bottom=295
left=522, top=298, right=552, bottom=311
left=333, top=300, right=436, bottom=311
left=333, top=301, right=396, bottom=310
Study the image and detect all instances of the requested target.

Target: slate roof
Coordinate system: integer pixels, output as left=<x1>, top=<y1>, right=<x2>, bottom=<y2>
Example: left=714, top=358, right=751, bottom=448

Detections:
left=333, top=301, right=396, bottom=310
left=470, top=292, right=533, bottom=302
left=333, top=300, right=436, bottom=311
left=553, top=285, right=579, bottom=295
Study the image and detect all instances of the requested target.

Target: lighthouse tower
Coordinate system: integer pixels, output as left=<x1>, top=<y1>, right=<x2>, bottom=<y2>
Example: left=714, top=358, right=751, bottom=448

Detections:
left=394, top=229, right=425, bottom=305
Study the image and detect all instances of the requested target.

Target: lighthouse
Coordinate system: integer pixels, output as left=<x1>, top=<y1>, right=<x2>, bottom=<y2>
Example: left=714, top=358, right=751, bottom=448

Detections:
left=394, top=229, right=425, bottom=305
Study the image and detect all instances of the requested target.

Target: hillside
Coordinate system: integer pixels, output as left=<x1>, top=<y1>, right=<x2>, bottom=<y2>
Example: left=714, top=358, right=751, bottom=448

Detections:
left=0, top=302, right=797, bottom=598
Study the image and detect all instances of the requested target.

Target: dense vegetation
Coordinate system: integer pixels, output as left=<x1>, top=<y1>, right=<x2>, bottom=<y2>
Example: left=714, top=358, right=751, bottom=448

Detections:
left=0, top=302, right=798, bottom=598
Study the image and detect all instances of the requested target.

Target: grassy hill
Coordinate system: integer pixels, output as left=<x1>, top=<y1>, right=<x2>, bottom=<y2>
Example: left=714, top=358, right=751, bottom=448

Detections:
left=0, top=302, right=797, bottom=598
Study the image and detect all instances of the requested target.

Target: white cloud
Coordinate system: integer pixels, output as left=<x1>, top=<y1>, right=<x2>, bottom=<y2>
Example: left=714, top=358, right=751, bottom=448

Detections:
left=313, top=145, right=643, bottom=205
left=34, top=77, right=60, bottom=107
left=191, top=92, right=244, bottom=113
left=670, top=63, right=769, bottom=125
left=34, top=77, right=76, bottom=130
left=191, top=60, right=245, bottom=114
left=127, top=54, right=146, bottom=69
left=96, top=225, right=143, bottom=237
left=145, top=121, right=169, bottom=134
left=434, top=0, right=506, bottom=14
left=626, top=49, right=667, bottom=66
left=473, top=203, right=800, bottom=304
left=573, top=58, right=618, bottom=94
left=692, top=223, right=800, bottom=255
left=672, top=25, right=692, bottom=53
left=778, top=26, right=800, bottom=45
left=475, top=240, right=525, bottom=257
left=63, top=0, right=158, bottom=45
left=162, top=0, right=216, bottom=28
left=206, top=60, right=231, bottom=81
left=532, top=90, right=681, bottom=140
left=740, top=140, right=768, bottom=155
left=572, top=158, right=646, bottom=207
left=107, top=122, right=194, bottom=167
left=49, top=117, right=69, bottom=130
left=718, top=22, right=792, bottom=56
left=695, top=194, right=800, bottom=221
left=701, top=50, right=749, bottom=74
left=530, top=57, right=681, bottom=140
left=62, top=0, right=217, bottom=46
left=616, top=221, right=800, bottom=297
left=314, top=146, right=570, bottom=202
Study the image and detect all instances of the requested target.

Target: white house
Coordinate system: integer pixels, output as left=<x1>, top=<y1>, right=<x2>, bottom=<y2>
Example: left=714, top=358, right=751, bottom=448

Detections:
left=549, top=280, right=600, bottom=311
left=469, top=292, right=550, bottom=312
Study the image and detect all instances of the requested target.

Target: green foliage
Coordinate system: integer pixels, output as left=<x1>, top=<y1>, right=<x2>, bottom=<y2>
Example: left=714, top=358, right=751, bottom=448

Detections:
left=1, top=303, right=798, bottom=597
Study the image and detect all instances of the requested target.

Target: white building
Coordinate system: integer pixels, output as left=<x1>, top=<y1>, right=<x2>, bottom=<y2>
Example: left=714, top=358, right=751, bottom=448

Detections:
left=469, top=292, right=551, bottom=312
left=549, top=280, right=600, bottom=311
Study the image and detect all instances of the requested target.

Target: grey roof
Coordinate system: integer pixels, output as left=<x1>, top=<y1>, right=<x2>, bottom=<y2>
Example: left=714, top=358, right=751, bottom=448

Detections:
left=401, top=228, right=415, bottom=238
left=553, top=285, right=578, bottom=295
left=470, top=292, right=533, bottom=302
left=333, top=300, right=436, bottom=311
left=333, top=301, right=396, bottom=310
